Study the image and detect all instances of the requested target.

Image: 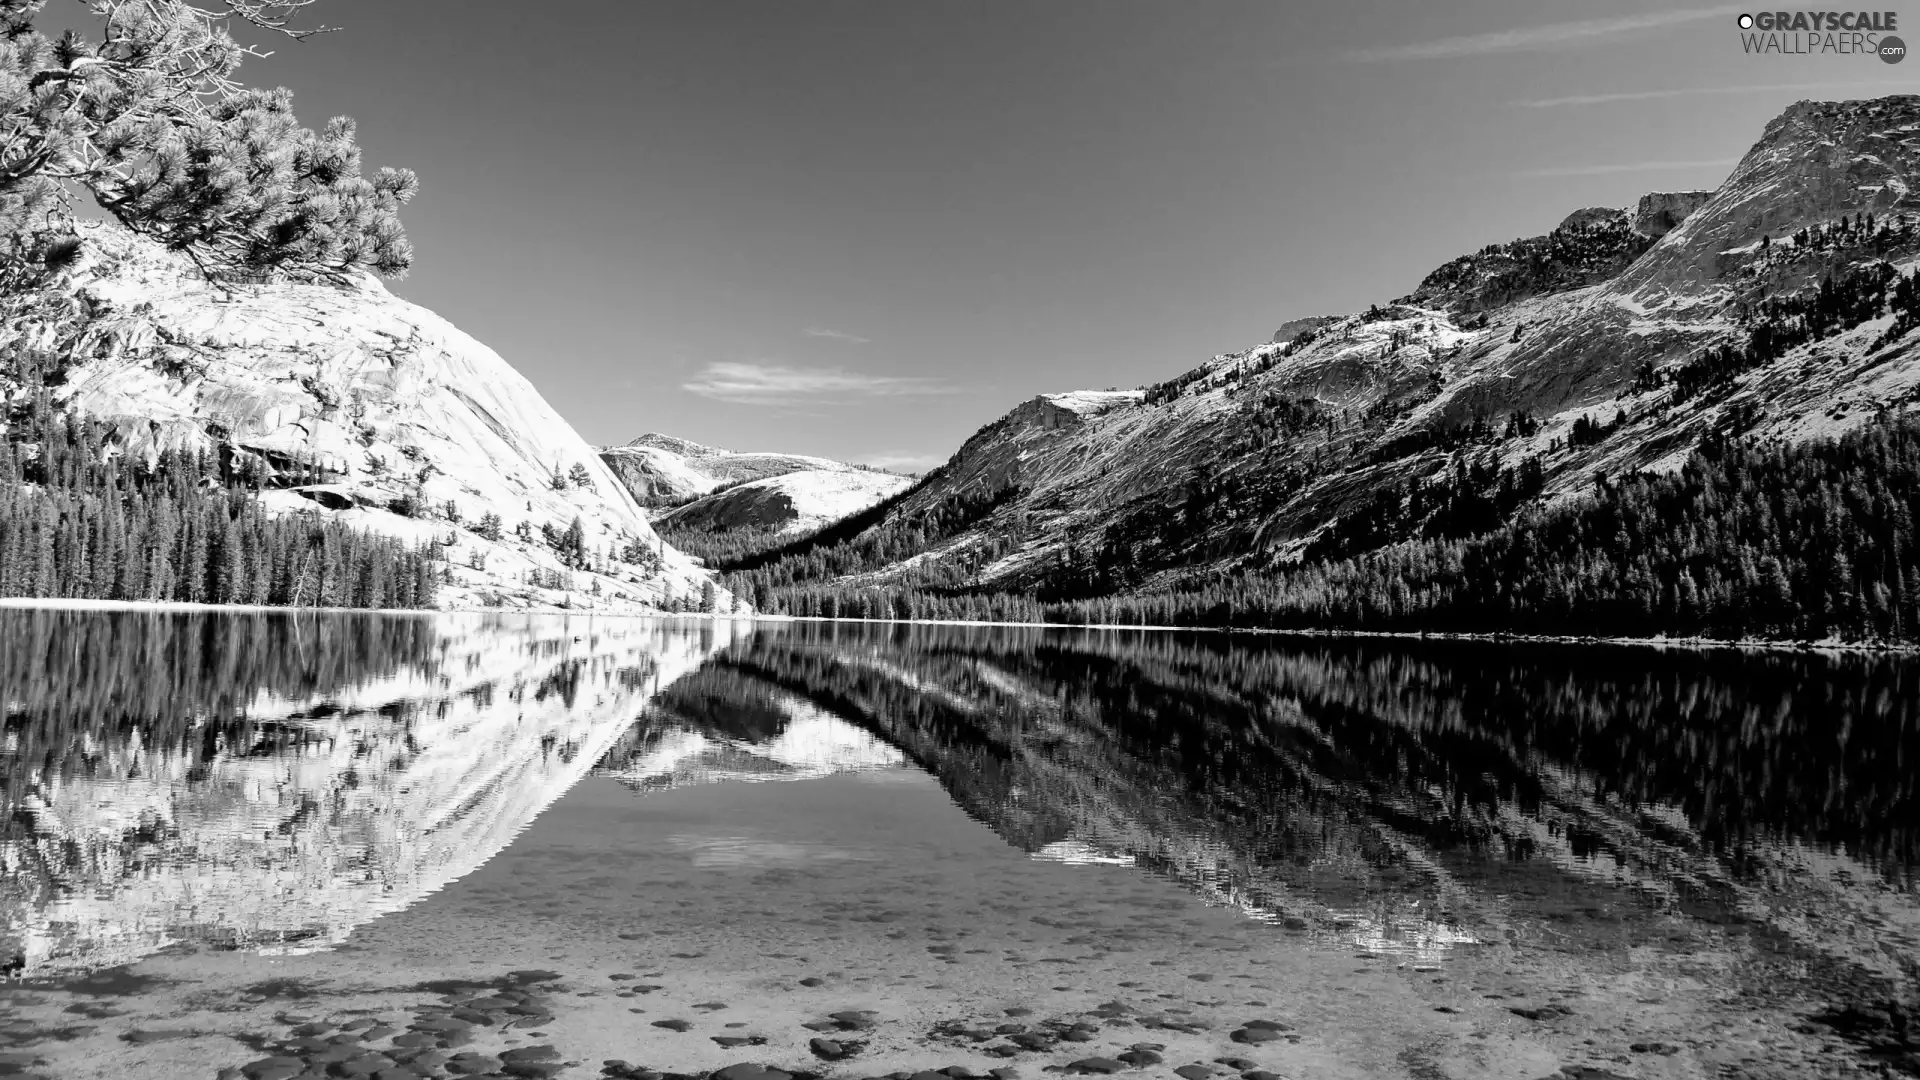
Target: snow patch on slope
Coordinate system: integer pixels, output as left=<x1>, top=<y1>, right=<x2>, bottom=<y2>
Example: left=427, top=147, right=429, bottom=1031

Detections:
left=656, top=469, right=914, bottom=537
left=1045, top=389, right=1146, bottom=417
left=600, top=433, right=891, bottom=508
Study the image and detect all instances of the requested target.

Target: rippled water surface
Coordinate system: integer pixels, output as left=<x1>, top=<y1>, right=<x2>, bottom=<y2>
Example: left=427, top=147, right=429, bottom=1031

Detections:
left=3, top=609, right=1918, bottom=1078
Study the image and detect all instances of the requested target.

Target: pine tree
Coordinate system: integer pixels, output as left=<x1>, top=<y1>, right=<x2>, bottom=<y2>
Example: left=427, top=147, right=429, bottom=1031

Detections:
left=562, top=515, right=586, bottom=569
left=0, top=0, right=417, bottom=281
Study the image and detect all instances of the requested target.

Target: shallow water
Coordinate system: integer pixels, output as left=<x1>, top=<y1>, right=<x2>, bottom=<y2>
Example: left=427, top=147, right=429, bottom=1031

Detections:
left=2, top=610, right=1917, bottom=1079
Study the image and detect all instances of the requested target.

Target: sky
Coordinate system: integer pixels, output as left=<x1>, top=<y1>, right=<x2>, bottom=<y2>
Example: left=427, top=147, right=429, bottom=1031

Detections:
left=223, top=0, right=1916, bottom=472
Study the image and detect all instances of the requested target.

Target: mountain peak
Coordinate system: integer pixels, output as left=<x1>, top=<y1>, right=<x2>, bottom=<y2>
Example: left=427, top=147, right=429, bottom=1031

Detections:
left=600, top=431, right=888, bottom=512
left=1630, top=191, right=1714, bottom=238
left=624, top=432, right=731, bottom=458
left=1616, top=93, right=1920, bottom=301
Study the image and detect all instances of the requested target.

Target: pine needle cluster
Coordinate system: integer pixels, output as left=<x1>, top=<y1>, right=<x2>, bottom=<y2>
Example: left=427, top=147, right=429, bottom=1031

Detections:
left=0, top=0, right=417, bottom=282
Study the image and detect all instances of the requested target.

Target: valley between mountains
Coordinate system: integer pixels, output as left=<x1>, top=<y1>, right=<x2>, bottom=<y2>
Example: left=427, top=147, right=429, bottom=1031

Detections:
left=6, top=96, right=1920, bottom=643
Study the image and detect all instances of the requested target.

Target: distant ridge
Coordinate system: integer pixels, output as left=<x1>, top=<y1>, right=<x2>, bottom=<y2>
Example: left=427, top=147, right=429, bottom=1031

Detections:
left=599, top=433, right=913, bottom=546
left=714, top=94, right=1920, bottom=633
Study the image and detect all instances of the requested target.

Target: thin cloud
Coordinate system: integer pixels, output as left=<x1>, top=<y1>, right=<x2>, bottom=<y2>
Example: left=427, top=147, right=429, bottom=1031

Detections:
left=803, top=326, right=871, bottom=344
left=1516, top=158, right=1739, bottom=178
left=1518, top=80, right=1893, bottom=108
left=1350, top=5, right=1740, bottom=62
left=683, top=361, right=955, bottom=405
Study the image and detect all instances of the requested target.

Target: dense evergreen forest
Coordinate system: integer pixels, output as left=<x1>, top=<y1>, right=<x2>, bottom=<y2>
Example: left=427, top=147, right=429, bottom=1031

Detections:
left=655, top=522, right=801, bottom=567
left=739, top=412, right=1920, bottom=643
left=0, top=381, right=440, bottom=609
left=0, top=0, right=442, bottom=610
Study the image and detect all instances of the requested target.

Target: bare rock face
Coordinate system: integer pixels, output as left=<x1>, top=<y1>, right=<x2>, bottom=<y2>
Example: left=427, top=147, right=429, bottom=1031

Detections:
left=917, top=391, right=1147, bottom=506
left=1, top=223, right=732, bottom=613
left=1630, top=190, right=1714, bottom=238
left=627, top=432, right=729, bottom=460
left=600, top=443, right=722, bottom=505
left=599, top=434, right=874, bottom=508
left=1397, top=208, right=1651, bottom=314
left=1557, top=206, right=1626, bottom=231
left=1617, top=95, right=1920, bottom=300
left=1017, top=391, right=1142, bottom=430
left=656, top=469, right=915, bottom=537
left=1272, top=315, right=1340, bottom=344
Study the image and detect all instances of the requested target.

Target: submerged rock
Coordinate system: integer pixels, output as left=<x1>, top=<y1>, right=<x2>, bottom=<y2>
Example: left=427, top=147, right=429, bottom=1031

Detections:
left=710, top=1066, right=791, bottom=1080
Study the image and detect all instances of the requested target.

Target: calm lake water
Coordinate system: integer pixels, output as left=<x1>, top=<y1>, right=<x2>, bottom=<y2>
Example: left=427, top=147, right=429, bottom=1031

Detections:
left=2, top=608, right=1917, bottom=1079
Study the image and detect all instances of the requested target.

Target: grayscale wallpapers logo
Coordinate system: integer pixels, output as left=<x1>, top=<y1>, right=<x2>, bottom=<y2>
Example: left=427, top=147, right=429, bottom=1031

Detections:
left=1736, top=11, right=1905, bottom=60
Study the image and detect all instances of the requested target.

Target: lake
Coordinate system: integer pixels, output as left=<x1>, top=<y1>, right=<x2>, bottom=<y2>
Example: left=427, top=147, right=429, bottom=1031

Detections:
left=2, top=608, right=1916, bottom=1080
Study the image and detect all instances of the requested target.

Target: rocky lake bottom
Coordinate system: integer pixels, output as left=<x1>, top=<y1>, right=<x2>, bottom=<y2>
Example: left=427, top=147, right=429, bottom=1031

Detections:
left=3, top=610, right=1917, bottom=1079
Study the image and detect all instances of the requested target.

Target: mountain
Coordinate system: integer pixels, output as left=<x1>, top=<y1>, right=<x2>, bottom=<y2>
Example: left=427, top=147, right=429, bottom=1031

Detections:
left=721, top=96, right=1920, bottom=614
left=600, top=432, right=912, bottom=538
left=654, top=468, right=914, bottom=537
left=591, top=667, right=908, bottom=793
left=599, top=434, right=873, bottom=506
left=0, top=223, right=732, bottom=613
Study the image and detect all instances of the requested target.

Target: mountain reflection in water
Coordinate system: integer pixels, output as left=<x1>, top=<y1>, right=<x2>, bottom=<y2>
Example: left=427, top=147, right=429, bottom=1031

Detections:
left=4, top=610, right=1918, bottom=1025
left=592, top=668, right=907, bottom=792
left=690, top=622, right=1920, bottom=1002
left=0, top=608, right=741, bottom=973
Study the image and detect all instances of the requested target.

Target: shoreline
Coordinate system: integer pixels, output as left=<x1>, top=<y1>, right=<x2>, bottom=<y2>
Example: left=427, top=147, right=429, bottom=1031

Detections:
left=3, top=596, right=1914, bottom=655
left=738, top=613, right=1920, bottom=655
left=0, top=596, right=440, bottom=618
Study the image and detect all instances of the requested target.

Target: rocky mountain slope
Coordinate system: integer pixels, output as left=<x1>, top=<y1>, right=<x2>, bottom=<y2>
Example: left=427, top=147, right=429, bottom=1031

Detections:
left=0, top=224, right=731, bottom=613
left=600, top=434, right=866, bottom=505
left=601, top=433, right=911, bottom=535
left=655, top=468, right=914, bottom=537
left=766, top=95, right=1920, bottom=595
